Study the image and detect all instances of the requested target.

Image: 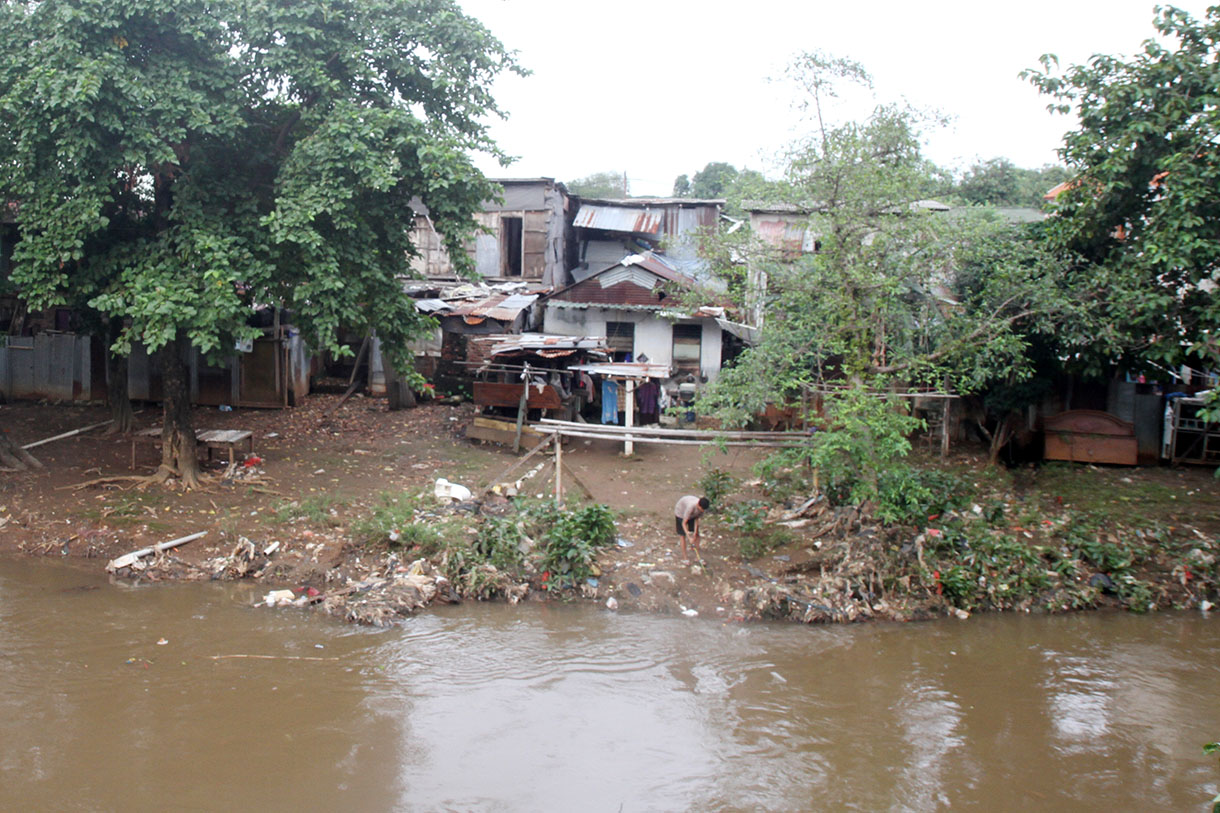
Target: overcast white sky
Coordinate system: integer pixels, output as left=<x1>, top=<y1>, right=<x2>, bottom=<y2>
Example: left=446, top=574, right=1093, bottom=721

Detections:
left=457, top=0, right=1212, bottom=196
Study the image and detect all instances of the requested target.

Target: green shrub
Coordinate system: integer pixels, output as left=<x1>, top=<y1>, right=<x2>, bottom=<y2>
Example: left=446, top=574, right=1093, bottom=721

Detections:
left=539, top=503, right=616, bottom=591
left=874, top=466, right=970, bottom=525
left=724, top=499, right=791, bottom=559
left=473, top=516, right=529, bottom=572
left=697, top=468, right=738, bottom=506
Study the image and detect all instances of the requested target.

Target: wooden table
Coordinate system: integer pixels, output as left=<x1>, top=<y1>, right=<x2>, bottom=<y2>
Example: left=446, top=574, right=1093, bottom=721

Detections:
left=131, top=427, right=254, bottom=469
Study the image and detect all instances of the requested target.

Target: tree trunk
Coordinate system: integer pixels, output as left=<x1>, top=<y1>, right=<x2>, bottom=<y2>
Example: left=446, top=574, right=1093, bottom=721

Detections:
left=157, top=334, right=201, bottom=488
left=104, top=319, right=134, bottom=434
left=0, top=422, right=42, bottom=470
left=985, top=414, right=1017, bottom=467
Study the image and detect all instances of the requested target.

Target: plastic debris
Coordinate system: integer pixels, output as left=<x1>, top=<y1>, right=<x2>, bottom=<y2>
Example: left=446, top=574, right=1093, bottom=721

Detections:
left=434, top=477, right=472, bottom=502
left=605, top=597, right=619, bottom=611
left=263, top=589, right=297, bottom=607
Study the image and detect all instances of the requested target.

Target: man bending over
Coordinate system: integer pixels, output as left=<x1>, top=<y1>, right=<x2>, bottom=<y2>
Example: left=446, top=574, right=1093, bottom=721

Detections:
left=674, top=495, right=711, bottom=561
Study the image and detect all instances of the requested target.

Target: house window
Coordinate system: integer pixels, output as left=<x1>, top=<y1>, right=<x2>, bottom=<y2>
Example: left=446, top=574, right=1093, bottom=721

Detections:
left=501, top=216, right=523, bottom=276
left=605, top=321, right=635, bottom=361
left=672, top=324, right=701, bottom=374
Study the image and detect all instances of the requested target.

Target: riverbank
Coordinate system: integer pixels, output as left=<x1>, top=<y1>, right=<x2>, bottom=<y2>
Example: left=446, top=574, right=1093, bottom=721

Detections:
left=1, top=396, right=1218, bottom=624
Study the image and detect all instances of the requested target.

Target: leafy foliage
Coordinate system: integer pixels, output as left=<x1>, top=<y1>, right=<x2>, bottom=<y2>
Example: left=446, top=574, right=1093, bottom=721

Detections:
left=952, top=158, right=1069, bottom=208
left=1023, top=6, right=1220, bottom=378
left=537, top=502, right=617, bottom=591
left=698, top=53, right=1092, bottom=493
left=0, top=0, right=517, bottom=374
left=695, top=468, right=738, bottom=506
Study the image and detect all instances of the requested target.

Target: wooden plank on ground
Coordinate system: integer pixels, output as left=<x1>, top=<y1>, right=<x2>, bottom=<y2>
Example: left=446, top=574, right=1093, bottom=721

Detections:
left=473, top=416, right=545, bottom=436
left=467, top=423, right=549, bottom=450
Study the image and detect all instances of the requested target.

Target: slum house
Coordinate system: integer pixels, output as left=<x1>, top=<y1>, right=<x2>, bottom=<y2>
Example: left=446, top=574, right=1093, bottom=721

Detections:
left=540, top=251, right=741, bottom=425
left=463, top=333, right=610, bottom=446
left=409, top=178, right=574, bottom=287
left=0, top=301, right=312, bottom=408
left=570, top=196, right=723, bottom=283
left=0, top=220, right=310, bottom=406
left=402, top=281, right=547, bottom=396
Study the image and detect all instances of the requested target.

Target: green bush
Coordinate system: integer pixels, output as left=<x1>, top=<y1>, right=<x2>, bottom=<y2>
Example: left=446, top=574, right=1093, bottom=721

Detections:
left=724, top=499, right=790, bottom=559
left=473, top=516, right=529, bottom=572
left=874, top=466, right=970, bottom=525
left=696, top=468, right=738, bottom=506
left=539, top=503, right=616, bottom=591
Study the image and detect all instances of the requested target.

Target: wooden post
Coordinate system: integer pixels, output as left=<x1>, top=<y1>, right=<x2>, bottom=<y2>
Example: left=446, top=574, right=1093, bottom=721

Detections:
left=514, top=362, right=530, bottom=453
left=940, top=398, right=951, bottom=458
left=624, top=378, right=636, bottom=456
left=554, top=433, right=563, bottom=505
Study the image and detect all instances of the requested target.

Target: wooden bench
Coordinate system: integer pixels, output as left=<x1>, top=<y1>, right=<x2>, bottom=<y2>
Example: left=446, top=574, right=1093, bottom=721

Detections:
left=131, top=427, right=254, bottom=469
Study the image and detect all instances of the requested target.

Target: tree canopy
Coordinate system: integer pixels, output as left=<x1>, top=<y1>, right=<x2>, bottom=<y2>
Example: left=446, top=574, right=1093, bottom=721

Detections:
left=1024, top=5, right=1220, bottom=377
left=566, top=170, right=629, bottom=198
left=953, top=158, right=1069, bottom=208
left=699, top=55, right=1091, bottom=485
left=0, top=0, right=517, bottom=482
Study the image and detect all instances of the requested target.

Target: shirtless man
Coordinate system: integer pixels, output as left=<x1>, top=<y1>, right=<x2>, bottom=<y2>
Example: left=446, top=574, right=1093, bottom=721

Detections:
left=674, top=495, right=710, bottom=561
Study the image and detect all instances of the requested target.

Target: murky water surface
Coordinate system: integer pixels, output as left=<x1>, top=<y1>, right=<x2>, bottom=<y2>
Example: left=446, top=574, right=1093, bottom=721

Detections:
left=1, top=557, right=1218, bottom=812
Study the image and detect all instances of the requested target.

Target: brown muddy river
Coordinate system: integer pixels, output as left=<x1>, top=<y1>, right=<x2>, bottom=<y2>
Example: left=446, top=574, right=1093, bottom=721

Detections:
left=1, top=557, right=1217, bottom=812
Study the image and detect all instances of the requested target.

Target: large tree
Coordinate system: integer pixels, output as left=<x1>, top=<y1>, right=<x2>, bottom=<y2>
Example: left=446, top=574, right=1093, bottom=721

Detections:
left=1023, top=5, right=1220, bottom=380
left=0, top=0, right=515, bottom=485
left=699, top=55, right=1091, bottom=488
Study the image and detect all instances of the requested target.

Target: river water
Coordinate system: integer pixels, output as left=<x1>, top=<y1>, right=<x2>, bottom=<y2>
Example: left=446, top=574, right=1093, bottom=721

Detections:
left=1, top=557, right=1217, bottom=812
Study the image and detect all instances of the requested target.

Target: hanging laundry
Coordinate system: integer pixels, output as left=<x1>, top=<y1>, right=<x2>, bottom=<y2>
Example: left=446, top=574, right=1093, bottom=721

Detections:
left=601, top=379, right=619, bottom=424
left=637, top=379, right=660, bottom=423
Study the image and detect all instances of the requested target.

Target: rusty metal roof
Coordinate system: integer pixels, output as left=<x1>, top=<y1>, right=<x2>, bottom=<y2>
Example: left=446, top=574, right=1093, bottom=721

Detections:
left=573, top=204, right=664, bottom=235
left=422, top=292, right=539, bottom=323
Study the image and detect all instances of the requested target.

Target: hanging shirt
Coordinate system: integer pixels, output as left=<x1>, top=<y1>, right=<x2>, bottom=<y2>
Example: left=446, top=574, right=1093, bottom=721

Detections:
left=601, top=380, right=619, bottom=424
left=637, top=380, right=660, bottom=418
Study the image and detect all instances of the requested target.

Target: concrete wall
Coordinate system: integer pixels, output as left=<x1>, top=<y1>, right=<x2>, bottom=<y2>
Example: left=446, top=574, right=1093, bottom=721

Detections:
left=542, top=306, right=722, bottom=382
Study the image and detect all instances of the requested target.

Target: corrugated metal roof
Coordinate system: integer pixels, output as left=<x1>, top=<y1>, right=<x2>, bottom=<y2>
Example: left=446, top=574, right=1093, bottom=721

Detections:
left=482, top=333, right=609, bottom=357
left=568, top=362, right=673, bottom=380
left=573, top=205, right=664, bottom=235
left=414, top=298, right=450, bottom=313
left=485, top=293, right=538, bottom=321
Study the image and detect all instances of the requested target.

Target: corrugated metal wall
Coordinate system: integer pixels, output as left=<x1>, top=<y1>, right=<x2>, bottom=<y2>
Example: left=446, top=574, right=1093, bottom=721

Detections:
left=0, top=333, right=91, bottom=401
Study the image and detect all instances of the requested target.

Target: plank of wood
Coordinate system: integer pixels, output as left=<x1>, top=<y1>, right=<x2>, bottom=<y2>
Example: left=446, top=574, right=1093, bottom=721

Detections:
left=538, top=418, right=807, bottom=440
left=467, top=423, right=549, bottom=450
left=559, top=459, right=596, bottom=499
left=473, top=416, right=545, bottom=436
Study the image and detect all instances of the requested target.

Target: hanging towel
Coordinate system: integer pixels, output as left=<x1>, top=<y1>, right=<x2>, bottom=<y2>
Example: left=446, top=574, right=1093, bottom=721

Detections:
left=601, top=380, right=619, bottom=424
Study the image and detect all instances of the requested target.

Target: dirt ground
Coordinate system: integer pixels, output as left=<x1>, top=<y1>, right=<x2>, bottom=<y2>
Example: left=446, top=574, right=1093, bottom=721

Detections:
left=2, top=394, right=1219, bottom=621
left=0, top=394, right=776, bottom=615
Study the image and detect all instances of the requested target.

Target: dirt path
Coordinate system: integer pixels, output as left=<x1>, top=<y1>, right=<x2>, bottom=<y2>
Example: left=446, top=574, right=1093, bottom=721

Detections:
left=3, top=394, right=1218, bottom=623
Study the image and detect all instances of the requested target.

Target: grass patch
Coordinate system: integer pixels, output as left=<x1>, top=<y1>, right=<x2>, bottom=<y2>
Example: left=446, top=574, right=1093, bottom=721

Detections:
left=271, top=494, right=345, bottom=525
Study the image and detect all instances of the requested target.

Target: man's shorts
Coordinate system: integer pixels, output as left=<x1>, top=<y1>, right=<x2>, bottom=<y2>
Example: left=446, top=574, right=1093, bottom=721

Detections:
left=675, top=516, right=693, bottom=535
